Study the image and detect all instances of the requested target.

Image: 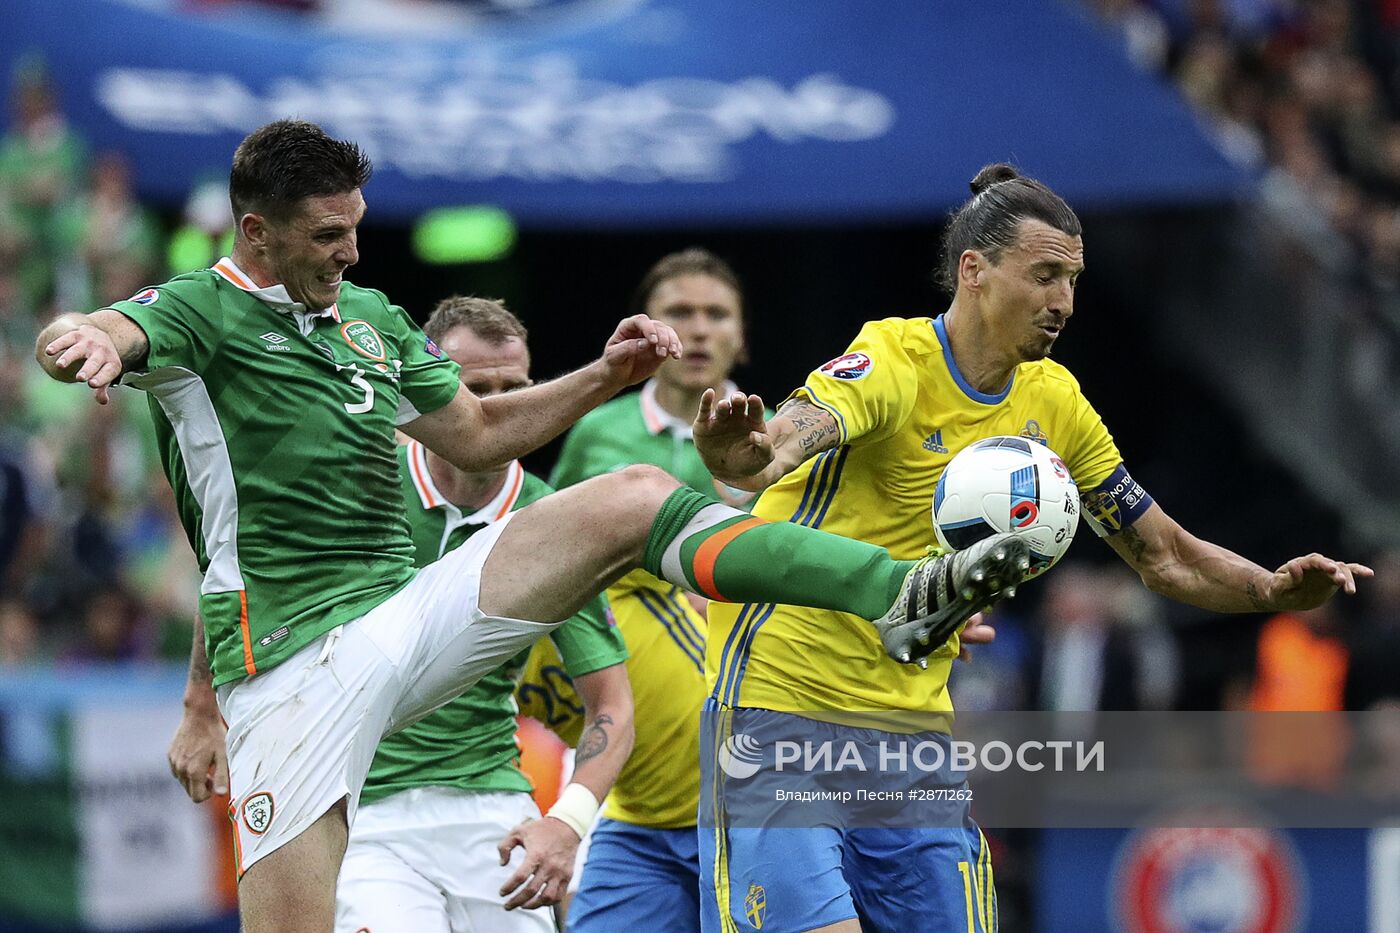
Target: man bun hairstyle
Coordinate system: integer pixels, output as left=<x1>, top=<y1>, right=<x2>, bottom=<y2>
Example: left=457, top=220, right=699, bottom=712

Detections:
left=229, top=120, right=372, bottom=221
left=935, top=162, right=1081, bottom=294
left=425, top=295, right=528, bottom=346
left=630, top=247, right=744, bottom=318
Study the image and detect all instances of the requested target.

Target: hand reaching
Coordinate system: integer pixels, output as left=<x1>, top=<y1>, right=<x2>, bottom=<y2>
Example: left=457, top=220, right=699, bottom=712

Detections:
left=1263, top=553, right=1373, bottom=611
left=496, top=816, right=581, bottom=911
left=693, top=389, right=773, bottom=489
left=601, top=314, right=682, bottom=388
left=958, top=613, right=996, bottom=663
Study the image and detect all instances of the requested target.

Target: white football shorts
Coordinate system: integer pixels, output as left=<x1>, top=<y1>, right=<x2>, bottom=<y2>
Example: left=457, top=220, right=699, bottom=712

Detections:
left=218, top=513, right=561, bottom=876
left=335, top=787, right=554, bottom=933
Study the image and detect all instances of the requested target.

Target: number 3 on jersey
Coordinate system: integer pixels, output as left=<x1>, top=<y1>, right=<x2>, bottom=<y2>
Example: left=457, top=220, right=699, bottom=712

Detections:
left=335, top=362, right=375, bottom=414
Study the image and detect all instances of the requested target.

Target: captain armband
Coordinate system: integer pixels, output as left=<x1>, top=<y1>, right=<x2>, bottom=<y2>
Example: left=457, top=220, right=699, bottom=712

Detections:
left=1081, top=464, right=1154, bottom=537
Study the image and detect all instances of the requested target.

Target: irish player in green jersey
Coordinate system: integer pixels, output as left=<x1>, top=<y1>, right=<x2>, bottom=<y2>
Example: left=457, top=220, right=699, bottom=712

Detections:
left=547, top=249, right=751, bottom=933
left=35, top=121, right=1031, bottom=933
left=333, top=297, right=632, bottom=932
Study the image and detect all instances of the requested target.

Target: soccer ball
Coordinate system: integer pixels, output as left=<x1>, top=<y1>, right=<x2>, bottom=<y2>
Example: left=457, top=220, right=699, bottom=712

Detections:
left=932, top=436, right=1079, bottom=577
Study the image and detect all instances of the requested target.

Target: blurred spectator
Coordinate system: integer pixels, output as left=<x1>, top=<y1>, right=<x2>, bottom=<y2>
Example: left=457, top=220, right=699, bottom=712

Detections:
left=55, top=152, right=161, bottom=310
left=0, top=58, right=86, bottom=312
left=1247, top=604, right=1347, bottom=711
left=1092, top=0, right=1171, bottom=71
left=166, top=177, right=235, bottom=276
left=1089, top=0, right=1400, bottom=306
left=1027, top=563, right=1176, bottom=712
left=1245, top=604, right=1350, bottom=789
left=0, top=598, right=39, bottom=665
left=1345, top=549, right=1400, bottom=710
left=0, top=446, right=41, bottom=594
left=62, top=588, right=147, bottom=663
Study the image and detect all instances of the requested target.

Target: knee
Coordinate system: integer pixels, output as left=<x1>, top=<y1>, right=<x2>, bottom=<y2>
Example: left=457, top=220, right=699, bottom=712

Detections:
left=601, top=464, right=681, bottom=512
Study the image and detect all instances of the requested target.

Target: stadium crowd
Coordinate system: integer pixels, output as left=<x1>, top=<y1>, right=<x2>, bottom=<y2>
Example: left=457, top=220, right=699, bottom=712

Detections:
left=3, top=41, right=1400, bottom=713
left=1092, top=0, right=1400, bottom=327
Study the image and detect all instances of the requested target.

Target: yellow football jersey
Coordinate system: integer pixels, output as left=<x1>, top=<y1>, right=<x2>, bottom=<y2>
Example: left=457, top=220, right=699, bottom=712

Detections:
left=707, top=316, right=1123, bottom=715
left=518, top=572, right=708, bottom=828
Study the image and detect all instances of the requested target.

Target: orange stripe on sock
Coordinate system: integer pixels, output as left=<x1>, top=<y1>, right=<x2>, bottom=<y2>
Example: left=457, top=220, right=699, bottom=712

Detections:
left=693, top=517, right=765, bottom=601
left=239, top=591, right=256, bottom=676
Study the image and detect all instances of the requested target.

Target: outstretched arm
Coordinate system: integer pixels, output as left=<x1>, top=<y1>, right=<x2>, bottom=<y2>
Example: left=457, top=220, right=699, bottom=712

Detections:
left=1107, top=503, right=1371, bottom=612
left=404, top=314, right=681, bottom=472
left=694, top=392, right=841, bottom=492
left=497, top=663, right=634, bottom=911
left=35, top=310, right=150, bottom=404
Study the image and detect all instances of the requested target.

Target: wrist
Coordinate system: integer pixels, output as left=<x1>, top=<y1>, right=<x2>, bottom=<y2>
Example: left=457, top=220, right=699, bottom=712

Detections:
left=544, top=782, right=599, bottom=839
left=587, top=357, right=628, bottom=397
left=182, top=685, right=219, bottom=717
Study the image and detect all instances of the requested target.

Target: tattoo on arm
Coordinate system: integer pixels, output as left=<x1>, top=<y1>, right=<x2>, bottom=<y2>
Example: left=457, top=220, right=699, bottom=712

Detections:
left=1117, top=523, right=1150, bottom=564
left=1244, top=578, right=1269, bottom=611
left=574, top=713, right=614, bottom=768
left=189, top=615, right=212, bottom=685
left=778, top=399, right=840, bottom=455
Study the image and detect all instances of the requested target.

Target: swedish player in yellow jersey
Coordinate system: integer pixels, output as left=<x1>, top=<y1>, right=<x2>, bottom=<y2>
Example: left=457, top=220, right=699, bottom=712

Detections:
left=693, top=164, right=1372, bottom=933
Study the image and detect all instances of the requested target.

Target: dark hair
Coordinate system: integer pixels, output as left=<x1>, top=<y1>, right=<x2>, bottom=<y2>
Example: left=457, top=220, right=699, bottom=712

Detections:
left=630, top=248, right=744, bottom=317
left=424, top=295, right=528, bottom=346
left=229, top=120, right=372, bottom=220
left=935, top=163, right=1081, bottom=294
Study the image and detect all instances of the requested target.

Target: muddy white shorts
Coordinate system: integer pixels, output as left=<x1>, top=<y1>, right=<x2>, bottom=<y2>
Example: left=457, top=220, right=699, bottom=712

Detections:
left=335, top=787, right=554, bottom=933
left=217, top=514, right=559, bottom=876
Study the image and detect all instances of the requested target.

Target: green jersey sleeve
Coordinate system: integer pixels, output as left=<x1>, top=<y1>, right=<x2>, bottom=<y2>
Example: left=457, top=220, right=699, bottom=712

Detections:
left=107, top=279, right=211, bottom=373
left=549, top=593, right=628, bottom=677
left=375, top=293, right=460, bottom=422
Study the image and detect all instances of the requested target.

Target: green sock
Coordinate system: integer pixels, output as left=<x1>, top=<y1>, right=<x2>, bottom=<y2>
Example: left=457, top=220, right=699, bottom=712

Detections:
left=642, top=487, right=915, bottom=619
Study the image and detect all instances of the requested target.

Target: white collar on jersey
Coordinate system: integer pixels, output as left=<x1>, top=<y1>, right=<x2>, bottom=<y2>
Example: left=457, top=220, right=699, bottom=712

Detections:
left=640, top=378, right=738, bottom=438
left=406, top=439, right=525, bottom=523
left=211, top=257, right=343, bottom=322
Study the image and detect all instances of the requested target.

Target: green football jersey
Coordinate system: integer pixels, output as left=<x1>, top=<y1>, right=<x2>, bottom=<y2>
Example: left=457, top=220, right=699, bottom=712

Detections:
left=109, top=258, right=461, bottom=686
left=551, top=379, right=758, bottom=505
left=360, top=442, right=627, bottom=802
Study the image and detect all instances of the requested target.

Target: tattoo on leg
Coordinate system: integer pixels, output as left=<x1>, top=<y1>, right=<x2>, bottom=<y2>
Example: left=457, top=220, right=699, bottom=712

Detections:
left=574, top=713, right=614, bottom=768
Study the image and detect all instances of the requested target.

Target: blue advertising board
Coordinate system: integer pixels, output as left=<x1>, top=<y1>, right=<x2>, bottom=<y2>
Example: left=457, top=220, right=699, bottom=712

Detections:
left=2, top=0, right=1249, bottom=224
left=1039, top=827, right=1391, bottom=932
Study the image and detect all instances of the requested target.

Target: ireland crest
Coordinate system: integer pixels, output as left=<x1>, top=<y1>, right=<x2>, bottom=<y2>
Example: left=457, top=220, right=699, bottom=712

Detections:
left=341, top=321, right=387, bottom=361
left=242, top=792, right=274, bottom=835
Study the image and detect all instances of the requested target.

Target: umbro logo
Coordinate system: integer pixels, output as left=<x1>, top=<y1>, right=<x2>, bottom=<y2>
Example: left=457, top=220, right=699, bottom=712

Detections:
left=260, top=332, right=287, bottom=344
left=922, top=430, right=949, bottom=454
left=260, top=332, right=292, bottom=353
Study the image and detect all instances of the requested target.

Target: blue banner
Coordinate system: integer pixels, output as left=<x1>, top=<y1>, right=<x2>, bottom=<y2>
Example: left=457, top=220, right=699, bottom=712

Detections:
left=1039, top=827, right=1381, bottom=932
left=2, top=0, right=1249, bottom=224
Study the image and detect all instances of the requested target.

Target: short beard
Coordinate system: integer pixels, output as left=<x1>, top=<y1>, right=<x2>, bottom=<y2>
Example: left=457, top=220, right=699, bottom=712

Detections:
left=1019, top=337, right=1053, bottom=362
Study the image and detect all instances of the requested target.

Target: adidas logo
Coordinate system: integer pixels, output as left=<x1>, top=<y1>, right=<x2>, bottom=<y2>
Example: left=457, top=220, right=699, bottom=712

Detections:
left=923, top=430, right=949, bottom=454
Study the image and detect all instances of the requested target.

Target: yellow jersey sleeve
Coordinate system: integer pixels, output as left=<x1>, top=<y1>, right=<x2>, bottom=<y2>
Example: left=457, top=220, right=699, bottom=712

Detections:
left=789, top=318, right=921, bottom=447
left=1055, top=368, right=1122, bottom=493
